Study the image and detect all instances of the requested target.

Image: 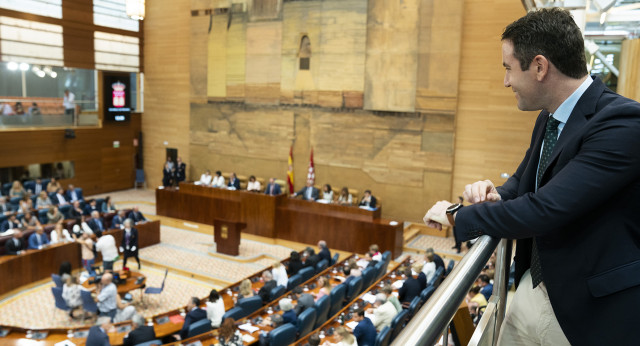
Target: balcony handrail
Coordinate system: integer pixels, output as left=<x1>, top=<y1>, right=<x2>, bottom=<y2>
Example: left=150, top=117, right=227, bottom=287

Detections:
left=392, top=235, right=501, bottom=346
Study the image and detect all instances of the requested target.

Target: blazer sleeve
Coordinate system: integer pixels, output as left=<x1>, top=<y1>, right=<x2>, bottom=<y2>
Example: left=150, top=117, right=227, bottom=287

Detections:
left=455, top=108, right=640, bottom=241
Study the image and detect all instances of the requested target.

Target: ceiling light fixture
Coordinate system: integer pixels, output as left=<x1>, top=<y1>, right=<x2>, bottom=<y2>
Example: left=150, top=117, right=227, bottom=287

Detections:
left=125, top=0, right=145, bottom=20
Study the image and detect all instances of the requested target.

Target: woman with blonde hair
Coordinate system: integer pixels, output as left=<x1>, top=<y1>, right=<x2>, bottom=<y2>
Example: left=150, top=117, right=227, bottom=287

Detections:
left=328, top=326, right=358, bottom=346
left=237, top=279, right=254, bottom=300
left=50, top=222, right=72, bottom=244
left=9, top=180, right=26, bottom=198
left=315, top=275, right=332, bottom=301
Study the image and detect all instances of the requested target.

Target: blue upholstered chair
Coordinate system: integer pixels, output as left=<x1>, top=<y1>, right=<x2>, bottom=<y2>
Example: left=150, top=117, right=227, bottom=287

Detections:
left=331, top=253, right=339, bottom=265
left=269, top=285, right=286, bottom=302
left=236, top=296, right=263, bottom=317
left=287, top=274, right=303, bottom=291
left=296, top=307, right=316, bottom=338
left=374, top=326, right=392, bottom=346
left=51, top=286, right=70, bottom=318
left=81, top=290, right=98, bottom=323
left=187, top=318, right=213, bottom=338
left=144, top=269, right=168, bottom=305
left=268, top=323, right=297, bottom=346
left=298, top=267, right=314, bottom=282
left=313, top=295, right=330, bottom=328
left=51, top=274, right=63, bottom=287
left=346, top=276, right=363, bottom=302
left=420, top=285, right=435, bottom=303
left=315, top=259, right=328, bottom=273
left=222, top=307, right=245, bottom=322
left=329, top=284, right=346, bottom=317
left=446, top=259, right=455, bottom=276
left=390, top=309, right=409, bottom=341
left=361, top=266, right=377, bottom=290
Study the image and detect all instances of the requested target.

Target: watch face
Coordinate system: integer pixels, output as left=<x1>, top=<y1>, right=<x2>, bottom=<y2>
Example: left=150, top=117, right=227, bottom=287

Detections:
left=447, top=203, right=462, bottom=214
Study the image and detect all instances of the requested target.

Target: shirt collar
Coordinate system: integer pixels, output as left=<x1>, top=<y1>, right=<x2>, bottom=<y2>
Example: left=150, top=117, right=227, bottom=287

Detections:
left=551, top=76, right=593, bottom=125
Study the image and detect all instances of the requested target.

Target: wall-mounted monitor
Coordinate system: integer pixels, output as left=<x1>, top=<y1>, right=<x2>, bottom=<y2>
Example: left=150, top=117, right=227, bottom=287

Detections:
left=103, top=72, right=131, bottom=122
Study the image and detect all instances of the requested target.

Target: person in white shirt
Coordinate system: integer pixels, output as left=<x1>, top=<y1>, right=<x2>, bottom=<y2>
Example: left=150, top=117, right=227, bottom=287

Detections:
left=211, top=171, right=225, bottom=188
left=206, top=289, right=225, bottom=328
left=271, top=261, right=288, bottom=287
left=247, top=175, right=262, bottom=192
left=422, top=253, right=437, bottom=283
left=96, top=273, right=118, bottom=319
left=0, top=102, right=14, bottom=115
left=55, top=188, right=68, bottom=205
left=50, top=222, right=73, bottom=244
left=96, top=232, right=118, bottom=271
left=367, top=293, right=398, bottom=331
left=63, top=89, right=75, bottom=115
left=62, top=275, right=82, bottom=318
left=198, top=170, right=213, bottom=186
left=321, top=184, right=334, bottom=203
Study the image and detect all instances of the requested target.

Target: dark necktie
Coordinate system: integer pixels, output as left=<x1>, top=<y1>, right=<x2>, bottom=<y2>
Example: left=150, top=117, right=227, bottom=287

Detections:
left=531, top=115, right=561, bottom=288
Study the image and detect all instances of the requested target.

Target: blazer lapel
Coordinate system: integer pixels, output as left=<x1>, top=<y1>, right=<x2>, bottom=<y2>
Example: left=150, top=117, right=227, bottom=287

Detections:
left=539, top=76, right=605, bottom=182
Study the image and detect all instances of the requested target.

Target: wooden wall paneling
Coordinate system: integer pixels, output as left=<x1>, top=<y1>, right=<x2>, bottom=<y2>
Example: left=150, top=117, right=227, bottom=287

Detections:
left=363, top=0, right=420, bottom=112
left=245, top=21, right=282, bottom=104
left=226, top=13, right=247, bottom=101
left=207, top=14, right=228, bottom=98
left=618, top=38, right=640, bottom=102
left=190, top=13, right=210, bottom=102
left=63, top=26, right=95, bottom=70
left=451, top=0, right=537, bottom=200
left=142, top=0, right=191, bottom=187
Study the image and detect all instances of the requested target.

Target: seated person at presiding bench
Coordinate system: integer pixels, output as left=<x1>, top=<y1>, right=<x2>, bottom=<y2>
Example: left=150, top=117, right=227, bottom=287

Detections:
left=292, top=181, right=319, bottom=201
left=5, top=230, right=25, bottom=255
left=264, top=178, right=282, bottom=195
left=359, top=190, right=377, bottom=208
left=211, top=170, right=225, bottom=187
left=227, top=173, right=241, bottom=190
left=247, top=175, right=262, bottom=192
left=197, top=170, right=213, bottom=186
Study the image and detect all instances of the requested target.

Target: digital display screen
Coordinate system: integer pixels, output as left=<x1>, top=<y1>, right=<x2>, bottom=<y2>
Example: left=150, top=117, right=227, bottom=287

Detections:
left=103, top=72, right=131, bottom=122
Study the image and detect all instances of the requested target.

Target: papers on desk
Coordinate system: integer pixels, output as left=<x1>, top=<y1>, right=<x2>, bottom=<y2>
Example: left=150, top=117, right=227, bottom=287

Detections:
left=392, top=280, right=404, bottom=289
left=242, top=334, right=256, bottom=343
left=346, top=321, right=359, bottom=330
left=54, top=341, right=76, bottom=346
left=356, top=259, right=369, bottom=268
left=361, top=293, right=377, bottom=305
left=238, top=323, right=260, bottom=334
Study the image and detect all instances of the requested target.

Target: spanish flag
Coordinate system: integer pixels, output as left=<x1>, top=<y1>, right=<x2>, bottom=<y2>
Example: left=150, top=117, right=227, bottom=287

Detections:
left=287, top=145, right=294, bottom=194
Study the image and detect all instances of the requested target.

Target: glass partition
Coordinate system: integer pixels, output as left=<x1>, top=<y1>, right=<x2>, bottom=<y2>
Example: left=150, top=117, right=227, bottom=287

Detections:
left=0, top=161, right=75, bottom=187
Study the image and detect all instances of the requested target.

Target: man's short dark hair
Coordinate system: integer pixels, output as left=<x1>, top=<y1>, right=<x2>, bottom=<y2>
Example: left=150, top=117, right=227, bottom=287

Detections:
left=502, top=8, right=587, bottom=79
left=191, top=297, right=200, bottom=306
left=308, top=333, right=321, bottom=346
left=356, top=308, right=365, bottom=317
left=343, top=266, right=351, bottom=276
left=478, top=274, right=490, bottom=284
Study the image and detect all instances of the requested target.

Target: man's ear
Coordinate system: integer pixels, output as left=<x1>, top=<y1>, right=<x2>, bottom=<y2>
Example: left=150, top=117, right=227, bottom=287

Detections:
left=532, top=55, right=549, bottom=81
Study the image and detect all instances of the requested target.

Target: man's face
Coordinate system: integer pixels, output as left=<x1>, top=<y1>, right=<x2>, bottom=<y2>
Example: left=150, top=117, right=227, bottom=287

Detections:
left=502, top=40, right=543, bottom=111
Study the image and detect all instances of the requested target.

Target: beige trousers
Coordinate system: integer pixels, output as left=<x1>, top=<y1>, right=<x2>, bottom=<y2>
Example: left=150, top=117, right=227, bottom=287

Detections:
left=497, top=269, right=571, bottom=346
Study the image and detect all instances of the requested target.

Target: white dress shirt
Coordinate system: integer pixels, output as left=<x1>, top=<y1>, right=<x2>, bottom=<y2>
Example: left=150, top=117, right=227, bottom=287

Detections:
left=199, top=174, right=213, bottom=185
left=211, top=176, right=225, bottom=187
left=96, top=235, right=118, bottom=261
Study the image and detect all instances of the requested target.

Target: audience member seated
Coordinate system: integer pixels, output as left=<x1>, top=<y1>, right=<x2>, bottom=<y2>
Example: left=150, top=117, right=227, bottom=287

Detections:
left=362, top=252, right=377, bottom=268
left=74, top=232, right=96, bottom=276
left=257, top=270, right=277, bottom=302
left=258, top=314, right=284, bottom=346
left=247, top=175, right=262, bottom=192
left=28, top=102, right=41, bottom=116
left=14, top=101, right=24, bottom=115
left=102, top=196, right=116, bottom=213
left=0, top=101, right=14, bottom=115
left=237, top=279, right=254, bottom=300
left=303, top=247, right=320, bottom=269
left=2, top=214, right=23, bottom=232
left=36, top=191, right=53, bottom=209
left=111, top=210, right=127, bottom=229
left=422, top=253, right=437, bottom=284
left=349, top=260, right=362, bottom=278
left=87, top=316, right=113, bottom=346
left=280, top=298, right=297, bottom=325
left=62, top=275, right=82, bottom=319
left=320, top=184, right=334, bottom=203
left=55, top=188, right=68, bottom=205
left=292, top=181, right=319, bottom=201
left=96, top=231, right=118, bottom=271
left=5, top=230, right=25, bottom=255
left=162, top=161, right=175, bottom=187
left=47, top=177, right=62, bottom=194
left=466, top=286, right=487, bottom=321
left=127, top=206, right=147, bottom=224
left=211, top=171, right=225, bottom=188
left=0, top=197, right=14, bottom=214
left=96, top=273, right=118, bottom=320
left=272, top=261, right=288, bottom=287
left=50, top=222, right=72, bottom=244
left=32, top=178, right=45, bottom=194
left=18, top=194, right=33, bottom=213
left=176, top=157, right=186, bottom=183
left=88, top=211, right=106, bottom=234
left=342, top=266, right=355, bottom=285
left=368, top=293, right=397, bottom=331
left=121, top=219, right=140, bottom=269
left=308, top=333, right=321, bottom=346
left=318, top=240, right=331, bottom=263
left=426, top=247, right=445, bottom=271
left=293, top=287, right=315, bottom=314
left=176, top=297, right=207, bottom=340
left=315, top=275, right=332, bottom=301
left=123, top=314, right=156, bottom=346
left=197, top=170, right=213, bottom=186
left=218, top=317, right=243, bottom=346
left=45, top=205, right=62, bottom=224
left=353, top=308, right=377, bottom=346
left=359, top=190, right=377, bottom=209
left=68, top=201, right=83, bottom=222
left=9, top=180, right=26, bottom=198
left=66, top=184, right=82, bottom=203
left=369, top=244, right=382, bottom=262
left=264, top=178, right=282, bottom=195
left=84, top=199, right=100, bottom=216
left=287, top=251, right=304, bottom=276
left=327, top=326, right=358, bottom=346
left=22, top=211, right=41, bottom=231
left=398, top=267, right=421, bottom=306
left=477, top=274, right=493, bottom=301
left=26, top=227, right=47, bottom=249
left=336, top=187, right=353, bottom=206
left=412, top=262, right=427, bottom=290
left=114, top=293, right=137, bottom=323
left=227, top=172, right=241, bottom=190
left=206, top=289, right=225, bottom=328
left=381, top=285, right=402, bottom=313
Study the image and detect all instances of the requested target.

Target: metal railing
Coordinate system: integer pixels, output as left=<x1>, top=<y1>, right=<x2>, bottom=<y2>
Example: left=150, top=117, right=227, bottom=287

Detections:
left=392, top=235, right=512, bottom=346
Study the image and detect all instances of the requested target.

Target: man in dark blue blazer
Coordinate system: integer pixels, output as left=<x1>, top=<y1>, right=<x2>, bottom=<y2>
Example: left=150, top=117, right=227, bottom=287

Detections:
left=88, top=211, right=106, bottom=234
left=86, top=316, right=112, bottom=346
left=127, top=206, right=147, bottom=224
left=227, top=172, right=241, bottom=190
left=123, top=314, right=156, bottom=346
left=353, top=309, right=377, bottom=346
left=111, top=210, right=126, bottom=229
left=264, top=178, right=282, bottom=195
left=317, top=240, right=331, bottom=263
left=27, top=228, right=50, bottom=249
left=177, top=297, right=207, bottom=340
left=424, top=9, right=640, bottom=346
left=1, top=214, right=22, bottom=232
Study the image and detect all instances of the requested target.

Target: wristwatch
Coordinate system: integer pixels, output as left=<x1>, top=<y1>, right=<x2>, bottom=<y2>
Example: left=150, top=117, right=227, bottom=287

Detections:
left=446, top=203, right=463, bottom=227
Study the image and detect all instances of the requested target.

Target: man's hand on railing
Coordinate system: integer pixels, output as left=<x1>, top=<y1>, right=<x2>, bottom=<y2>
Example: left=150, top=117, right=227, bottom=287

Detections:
left=423, top=201, right=453, bottom=230
left=463, top=180, right=501, bottom=204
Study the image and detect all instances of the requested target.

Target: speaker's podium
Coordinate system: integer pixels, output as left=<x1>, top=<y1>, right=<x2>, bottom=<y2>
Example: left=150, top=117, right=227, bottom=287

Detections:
left=213, top=219, right=246, bottom=256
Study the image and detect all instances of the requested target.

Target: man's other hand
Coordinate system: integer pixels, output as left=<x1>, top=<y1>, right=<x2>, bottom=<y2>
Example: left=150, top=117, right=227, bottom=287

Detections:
left=463, top=180, right=501, bottom=204
left=423, top=201, right=453, bottom=230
